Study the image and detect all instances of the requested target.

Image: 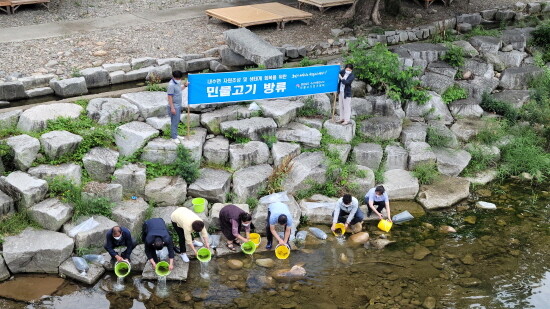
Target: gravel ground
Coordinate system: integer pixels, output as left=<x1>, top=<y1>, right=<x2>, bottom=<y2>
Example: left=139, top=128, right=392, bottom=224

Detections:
left=0, top=0, right=524, bottom=80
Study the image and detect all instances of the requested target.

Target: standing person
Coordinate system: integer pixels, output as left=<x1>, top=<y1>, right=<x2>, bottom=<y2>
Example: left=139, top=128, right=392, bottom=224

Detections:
left=219, top=204, right=252, bottom=251
left=266, top=202, right=293, bottom=250
left=104, top=226, right=137, bottom=263
left=142, top=218, right=175, bottom=271
left=331, top=194, right=364, bottom=234
left=170, top=207, right=211, bottom=263
left=337, top=64, right=355, bottom=125
left=364, top=185, right=392, bottom=222
left=166, top=70, right=188, bottom=144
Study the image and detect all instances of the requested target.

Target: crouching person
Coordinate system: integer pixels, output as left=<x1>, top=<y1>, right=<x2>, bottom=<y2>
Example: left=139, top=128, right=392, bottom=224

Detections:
left=104, top=226, right=137, bottom=263
left=142, top=218, right=175, bottom=271
left=332, top=194, right=364, bottom=234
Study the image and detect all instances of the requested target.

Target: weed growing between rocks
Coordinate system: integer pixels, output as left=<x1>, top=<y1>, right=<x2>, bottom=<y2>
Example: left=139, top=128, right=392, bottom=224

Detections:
left=441, top=45, right=465, bottom=70
left=412, top=162, right=440, bottom=185
left=472, top=118, right=508, bottom=146
left=345, top=42, right=429, bottom=104
left=246, top=197, right=259, bottom=210
left=462, top=144, right=499, bottom=177
left=480, top=93, right=518, bottom=122
left=0, top=210, right=40, bottom=244
left=261, top=134, right=278, bottom=148
left=144, top=200, right=155, bottom=221
left=441, top=85, right=468, bottom=104
left=262, top=156, right=293, bottom=195
left=462, top=26, right=502, bottom=39
left=175, top=145, right=200, bottom=183
left=145, top=73, right=167, bottom=92
left=223, top=128, right=251, bottom=144
left=299, top=57, right=327, bottom=67
left=296, top=96, right=322, bottom=117
left=427, top=127, right=453, bottom=148
left=530, top=21, right=550, bottom=63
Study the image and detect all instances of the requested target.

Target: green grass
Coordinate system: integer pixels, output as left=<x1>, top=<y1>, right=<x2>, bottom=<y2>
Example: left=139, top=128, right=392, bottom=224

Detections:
left=441, top=45, right=465, bottom=69
left=223, top=127, right=251, bottom=144
left=461, top=144, right=499, bottom=176
left=480, top=93, right=518, bottom=122
left=412, top=162, right=440, bottom=185
left=246, top=197, right=259, bottom=210
left=297, top=96, right=323, bottom=117
left=0, top=211, right=41, bottom=244
left=442, top=85, right=468, bottom=104
left=427, top=126, right=453, bottom=148
left=261, top=134, right=278, bottom=148
left=463, top=26, right=502, bottom=39
left=299, top=57, right=327, bottom=67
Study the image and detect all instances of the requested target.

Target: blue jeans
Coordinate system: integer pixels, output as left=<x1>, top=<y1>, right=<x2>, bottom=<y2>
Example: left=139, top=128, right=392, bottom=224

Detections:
left=167, top=104, right=181, bottom=139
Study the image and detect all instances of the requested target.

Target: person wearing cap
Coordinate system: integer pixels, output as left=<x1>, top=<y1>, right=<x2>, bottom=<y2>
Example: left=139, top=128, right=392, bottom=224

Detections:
left=219, top=204, right=253, bottom=251
left=170, top=207, right=211, bottom=263
left=141, top=218, right=175, bottom=270
left=266, top=202, right=293, bottom=250
left=104, top=226, right=137, bottom=263
left=364, top=185, right=392, bottom=222
left=331, top=194, right=364, bottom=234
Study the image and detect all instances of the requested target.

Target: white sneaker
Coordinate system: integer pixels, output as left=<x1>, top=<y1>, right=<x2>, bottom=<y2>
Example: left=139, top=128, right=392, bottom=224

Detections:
left=180, top=253, right=190, bottom=263
left=193, top=240, right=203, bottom=247
left=171, top=138, right=181, bottom=144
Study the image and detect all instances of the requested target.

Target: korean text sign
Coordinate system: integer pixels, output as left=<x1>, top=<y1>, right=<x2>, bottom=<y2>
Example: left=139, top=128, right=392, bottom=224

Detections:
left=187, top=65, right=340, bottom=105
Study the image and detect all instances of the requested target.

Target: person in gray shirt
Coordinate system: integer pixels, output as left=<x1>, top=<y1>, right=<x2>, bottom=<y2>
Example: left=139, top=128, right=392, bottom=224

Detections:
left=166, top=70, right=188, bottom=144
left=331, top=194, right=364, bottom=234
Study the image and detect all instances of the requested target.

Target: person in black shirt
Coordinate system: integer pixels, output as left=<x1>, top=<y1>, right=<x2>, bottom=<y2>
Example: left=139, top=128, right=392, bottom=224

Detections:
left=141, top=218, right=175, bottom=271
left=104, top=226, right=137, bottom=263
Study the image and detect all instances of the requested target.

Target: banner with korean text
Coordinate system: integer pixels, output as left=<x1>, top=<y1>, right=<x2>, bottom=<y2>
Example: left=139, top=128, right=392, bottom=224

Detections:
left=187, top=65, right=340, bottom=105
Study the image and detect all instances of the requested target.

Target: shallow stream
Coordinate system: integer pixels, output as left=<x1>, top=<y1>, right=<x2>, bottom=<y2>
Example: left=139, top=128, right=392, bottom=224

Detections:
left=1, top=180, right=549, bottom=309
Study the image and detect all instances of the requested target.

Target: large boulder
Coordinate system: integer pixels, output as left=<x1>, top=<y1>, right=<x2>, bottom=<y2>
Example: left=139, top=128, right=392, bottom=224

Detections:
left=297, top=93, right=332, bottom=115
left=0, top=171, right=48, bottom=210
left=82, top=147, right=119, bottom=182
left=257, top=99, right=303, bottom=126
left=112, top=198, right=149, bottom=237
left=449, top=99, right=484, bottom=118
left=384, top=145, right=408, bottom=171
left=39, top=130, right=83, bottom=160
left=433, top=148, right=471, bottom=177
left=351, top=80, right=367, bottom=97
left=185, top=57, right=218, bottom=72
left=114, top=121, right=159, bottom=157
left=0, top=254, right=10, bottom=281
left=0, top=81, right=27, bottom=101
left=131, top=57, right=156, bottom=69
left=140, top=138, right=178, bottom=164
left=272, top=142, right=301, bottom=167
left=400, top=122, right=427, bottom=145
left=324, top=120, right=355, bottom=142
left=350, top=165, right=375, bottom=197
left=203, top=136, right=230, bottom=165
left=232, top=164, right=273, bottom=203
left=358, top=116, right=402, bottom=140
left=62, top=216, right=118, bottom=249
left=188, top=168, right=232, bottom=203
left=406, top=141, right=437, bottom=170
left=253, top=192, right=301, bottom=233
left=463, top=59, right=493, bottom=79
left=58, top=257, right=105, bottom=285
left=328, top=143, right=352, bottom=163
left=49, top=77, right=88, bottom=98
left=17, top=103, right=83, bottom=132
left=391, top=43, right=448, bottom=62
left=28, top=198, right=73, bottom=231
left=200, top=105, right=249, bottom=134
left=87, top=98, right=140, bottom=125
left=209, top=203, right=250, bottom=229
left=82, top=182, right=122, bottom=202
left=492, top=90, right=530, bottom=109
left=5, top=134, right=40, bottom=171
left=499, top=66, right=543, bottom=90
left=220, top=46, right=255, bottom=67
left=142, top=257, right=189, bottom=281
left=299, top=194, right=337, bottom=224
left=404, top=92, right=453, bottom=125
left=3, top=228, right=73, bottom=273
left=458, top=76, right=499, bottom=103
left=223, top=28, right=284, bottom=68
left=112, top=163, right=147, bottom=196
left=28, top=163, right=82, bottom=186
left=382, top=169, right=419, bottom=200
left=453, top=40, right=479, bottom=57
left=469, top=36, right=502, bottom=54
left=502, top=29, right=528, bottom=51
left=276, top=122, right=322, bottom=148
left=144, top=176, right=187, bottom=206
left=220, top=117, right=277, bottom=141
left=229, top=141, right=270, bottom=170
left=496, top=51, right=527, bottom=68
left=0, top=190, right=14, bottom=215
left=450, top=118, right=485, bottom=142
left=353, top=143, right=383, bottom=170
left=151, top=206, right=179, bottom=227
left=417, top=176, right=470, bottom=209
left=283, top=152, right=327, bottom=194
left=80, top=67, right=110, bottom=88
left=121, top=91, right=168, bottom=118
left=428, top=121, right=459, bottom=148
left=0, top=110, right=22, bottom=130
left=420, top=72, right=456, bottom=94
left=181, top=127, right=207, bottom=163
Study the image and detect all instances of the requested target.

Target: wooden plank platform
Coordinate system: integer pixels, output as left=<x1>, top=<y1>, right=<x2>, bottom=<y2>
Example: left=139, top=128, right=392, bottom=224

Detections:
left=206, top=2, right=312, bottom=30
left=10, top=0, right=49, bottom=13
left=297, top=0, right=354, bottom=12
left=0, top=0, right=11, bottom=14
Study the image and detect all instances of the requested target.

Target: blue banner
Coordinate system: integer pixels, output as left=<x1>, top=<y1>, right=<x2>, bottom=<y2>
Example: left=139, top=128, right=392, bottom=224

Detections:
left=187, top=65, right=340, bottom=105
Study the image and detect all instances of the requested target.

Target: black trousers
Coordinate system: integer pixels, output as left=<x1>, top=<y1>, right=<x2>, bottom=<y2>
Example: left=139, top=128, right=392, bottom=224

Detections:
left=266, top=210, right=287, bottom=243
left=333, top=208, right=365, bottom=225
left=171, top=221, right=187, bottom=254
left=110, top=238, right=137, bottom=262
left=364, top=198, right=386, bottom=216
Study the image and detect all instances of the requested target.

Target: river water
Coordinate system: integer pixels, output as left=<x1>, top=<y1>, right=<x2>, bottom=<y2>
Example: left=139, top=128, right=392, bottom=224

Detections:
left=0, top=180, right=548, bottom=309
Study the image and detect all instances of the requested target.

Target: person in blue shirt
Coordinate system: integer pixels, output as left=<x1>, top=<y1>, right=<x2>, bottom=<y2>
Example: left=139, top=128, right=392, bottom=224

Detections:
left=166, top=70, right=188, bottom=144
left=141, top=218, right=175, bottom=271
left=104, top=226, right=137, bottom=263
left=364, top=185, right=392, bottom=222
left=266, top=202, right=293, bottom=250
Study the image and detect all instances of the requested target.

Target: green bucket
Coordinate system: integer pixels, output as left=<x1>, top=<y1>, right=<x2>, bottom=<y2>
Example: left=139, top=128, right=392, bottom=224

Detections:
left=155, top=261, right=171, bottom=277
left=197, top=248, right=212, bottom=262
left=241, top=241, right=256, bottom=255
left=192, top=198, right=207, bottom=213
left=114, top=261, right=131, bottom=278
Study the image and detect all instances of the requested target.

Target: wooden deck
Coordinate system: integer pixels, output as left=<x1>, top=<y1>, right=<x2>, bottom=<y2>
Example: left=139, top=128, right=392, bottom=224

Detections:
left=7, top=0, right=50, bottom=13
left=206, top=2, right=312, bottom=30
left=297, top=0, right=354, bottom=12
left=0, top=0, right=11, bottom=14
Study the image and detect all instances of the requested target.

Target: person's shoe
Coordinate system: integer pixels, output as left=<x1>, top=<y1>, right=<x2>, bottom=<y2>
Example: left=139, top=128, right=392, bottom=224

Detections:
left=171, top=138, right=181, bottom=144
left=180, top=253, right=190, bottom=263
left=266, top=242, right=273, bottom=250
left=193, top=240, right=204, bottom=247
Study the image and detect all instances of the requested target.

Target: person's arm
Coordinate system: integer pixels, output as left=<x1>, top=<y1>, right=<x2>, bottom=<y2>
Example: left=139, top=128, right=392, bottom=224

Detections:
left=346, top=200, right=359, bottom=226
left=104, top=233, right=119, bottom=259
left=185, top=229, right=197, bottom=255
left=167, top=82, right=176, bottom=115
left=270, top=224, right=284, bottom=244
left=166, top=237, right=175, bottom=270
left=331, top=202, right=341, bottom=230
left=283, top=225, right=291, bottom=244
left=144, top=244, right=156, bottom=268
left=200, top=228, right=211, bottom=249
left=231, top=219, right=247, bottom=243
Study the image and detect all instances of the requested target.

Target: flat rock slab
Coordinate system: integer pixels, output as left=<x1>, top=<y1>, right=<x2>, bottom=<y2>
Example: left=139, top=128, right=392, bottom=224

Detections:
left=59, top=257, right=105, bottom=285
left=114, top=121, right=159, bottom=157
left=324, top=120, right=355, bottom=143
left=401, top=122, right=427, bottom=145
left=5, top=134, right=40, bottom=171
left=40, top=130, right=83, bottom=160
left=28, top=163, right=82, bottom=186
left=141, top=138, right=178, bottom=165
left=0, top=171, right=48, bottom=211
left=353, top=143, right=383, bottom=171
left=142, top=258, right=189, bottom=281
left=145, top=176, right=187, bottom=206
left=229, top=141, right=270, bottom=170
left=491, top=90, right=530, bottom=109
left=200, top=105, right=249, bottom=134
left=223, top=28, right=284, bottom=68
left=63, top=215, right=118, bottom=249
left=276, top=122, right=322, bottom=148
left=203, top=136, right=230, bottom=165
left=257, top=99, right=303, bottom=127
left=3, top=228, right=74, bottom=274
left=121, top=91, right=168, bottom=119
left=17, top=103, right=83, bottom=132
left=417, top=175, right=470, bottom=210
left=299, top=194, right=338, bottom=224
left=28, top=198, right=73, bottom=231
left=112, top=163, right=147, bottom=196
left=404, top=92, right=453, bottom=125
left=112, top=198, right=149, bottom=237
left=49, top=77, right=88, bottom=98
left=82, top=182, right=123, bottom=203
left=433, top=147, right=471, bottom=177
left=220, top=117, right=277, bottom=141
left=382, top=169, right=420, bottom=200
left=87, top=98, right=140, bottom=125
left=499, top=65, right=544, bottom=90
left=188, top=168, right=232, bottom=203
left=282, top=152, right=326, bottom=194
left=407, top=141, right=436, bottom=170
left=232, top=164, right=273, bottom=203
left=83, top=147, right=120, bottom=182
left=0, top=110, right=22, bottom=130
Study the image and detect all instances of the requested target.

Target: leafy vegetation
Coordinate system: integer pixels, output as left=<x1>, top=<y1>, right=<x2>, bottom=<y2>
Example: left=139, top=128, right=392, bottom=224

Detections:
left=0, top=211, right=41, bottom=244
left=427, top=126, right=453, bottom=148
left=223, top=128, right=251, bottom=144
left=145, top=73, right=167, bottom=92
left=345, top=42, right=429, bottom=104
left=480, top=92, right=518, bottom=122
left=412, top=162, right=440, bottom=185
left=175, top=145, right=200, bottom=183
left=262, top=156, right=293, bottom=195
left=530, top=21, right=550, bottom=49
left=441, top=45, right=465, bottom=69
left=462, top=144, right=499, bottom=176
left=299, top=57, right=327, bottom=67
left=246, top=197, right=259, bottom=210
left=441, top=85, right=468, bottom=104
left=296, top=96, right=323, bottom=117
left=261, top=134, right=278, bottom=148
left=463, top=26, right=502, bottom=39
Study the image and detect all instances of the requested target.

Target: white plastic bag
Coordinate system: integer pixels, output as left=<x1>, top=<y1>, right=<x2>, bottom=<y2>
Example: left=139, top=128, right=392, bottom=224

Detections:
left=72, top=257, right=89, bottom=276
left=295, top=230, right=308, bottom=242
left=259, top=191, right=290, bottom=204
left=392, top=211, right=414, bottom=224
left=309, top=227, right=328, bottom=240
left=83, top=254, right=105, bottom=265
left=68, top=217, right=99, bottom=237
left=209, top=235, right=221, bottom=249
left=157, top=247, right=169, bottom=260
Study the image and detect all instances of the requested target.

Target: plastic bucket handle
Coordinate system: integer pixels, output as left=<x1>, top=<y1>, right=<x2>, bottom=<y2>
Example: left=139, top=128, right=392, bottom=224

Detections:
left=197, top=248, right=212, bottom=262
left=114, top=261, right=131, bottom=278
left=155, top=261, right=171, bottom=277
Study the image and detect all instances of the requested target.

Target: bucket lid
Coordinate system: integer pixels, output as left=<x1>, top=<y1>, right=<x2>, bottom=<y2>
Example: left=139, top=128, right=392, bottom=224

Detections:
left=241, top=241, right=257, bottom=255
left=275, top=244, right=290, bottom=260
left=114, top=261, right=131, bottom=278
left=197, top=248, right=212, bottom=262
left=155, top=261, right=171, bottom=277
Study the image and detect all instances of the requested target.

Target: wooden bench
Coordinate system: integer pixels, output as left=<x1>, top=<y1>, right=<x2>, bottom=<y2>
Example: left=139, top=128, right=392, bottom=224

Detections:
left=297, top=0, right=354, bottom=13
left=10, top=0, right=49, bottom=13
left=0, top=0, right=11, bottom=14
